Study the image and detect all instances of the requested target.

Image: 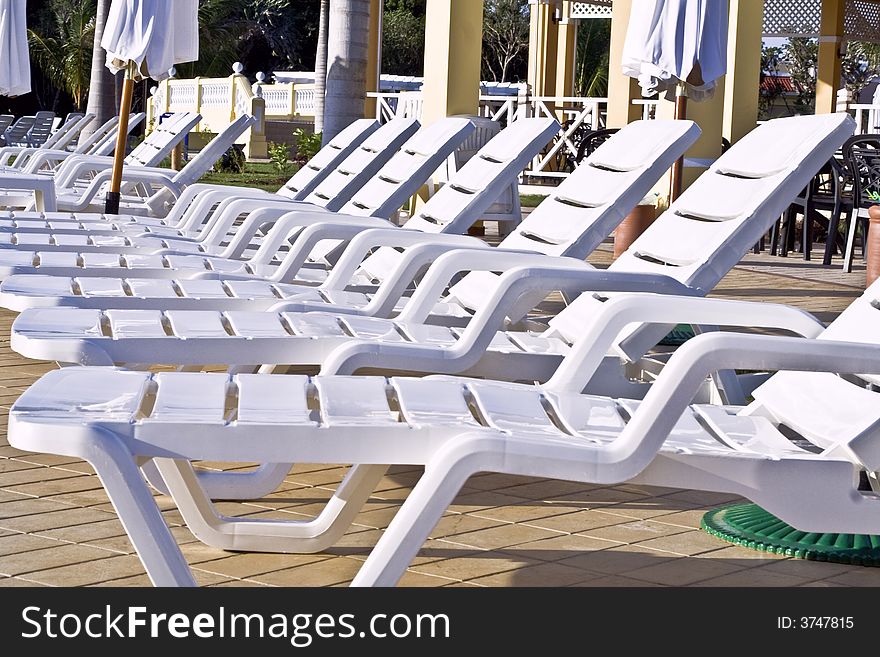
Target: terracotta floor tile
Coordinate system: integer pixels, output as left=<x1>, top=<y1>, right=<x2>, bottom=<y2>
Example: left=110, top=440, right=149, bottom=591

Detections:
left=822, top=569, right=880, bottom=587
left=521, top=509, right=628, bottom=534
left=469, top=561, right=601, bottom=587
left=250, top=556, right=363, bottom=586
left=0, top=506, right=118, bottom=533
left=0, top=497, right=72, bottom=519
left=428, top=513, right=507, bottom=540
left=503, top=533, right=622, bottom=562
left=571, top=575, right=661, bottom=587
left=0, top=532, right=66, bottom=556
left=635, top=530, right=735, bottom=556
left=196, top=552, right=329, bottom=579
left=0, top=575, right=51, bottom=587
left=626, top=557, right=744, bottom=586
left=411, top=552, right=538, bottom=581
left=580, top=519, right=692, bottom=545
left=441, top=522, right=562, bottom=550
left=0, top=543, right=120, bottom=576
left=558, top=544, right=679, bottom=575
left=690, top=568, right=814, bottom=587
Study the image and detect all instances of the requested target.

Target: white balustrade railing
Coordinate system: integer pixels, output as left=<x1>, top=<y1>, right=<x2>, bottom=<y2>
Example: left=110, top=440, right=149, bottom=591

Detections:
left=845, top=104, right=880, bottom=135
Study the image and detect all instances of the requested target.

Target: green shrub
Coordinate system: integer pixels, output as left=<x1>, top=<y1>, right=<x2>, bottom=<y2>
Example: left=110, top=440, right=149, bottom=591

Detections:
left=215, top=144, right=246, bottom=174
left=268, top=141, right=292, bottom=174
left=293, top=128, right=322, bottom=165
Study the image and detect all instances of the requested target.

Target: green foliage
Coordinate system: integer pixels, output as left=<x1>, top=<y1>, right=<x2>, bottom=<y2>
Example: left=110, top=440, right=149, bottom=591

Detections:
left=27, top=0, right=96, bottom=110
left=759, top=45, right=788, bottom=119
left=293, top=129, right=322, bottom=166
left=382, top=7, right=426, bottom=76
left=575, top=19, right=611, bottom=97
left=481, top=0, right=530, bottom=83
left=785, top=37, right=817, bottom=114
left=268, top=141, right=292, bottom=174
left=215, top=145, right=246, bottom=174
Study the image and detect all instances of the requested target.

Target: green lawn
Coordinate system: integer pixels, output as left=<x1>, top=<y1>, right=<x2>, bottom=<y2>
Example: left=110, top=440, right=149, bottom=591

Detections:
left=198, top=161, right=294, bottom=192
left=198, top=162, right=550, bottom=208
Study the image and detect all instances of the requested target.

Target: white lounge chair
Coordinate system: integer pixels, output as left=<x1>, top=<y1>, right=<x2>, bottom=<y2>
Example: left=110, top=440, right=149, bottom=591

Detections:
left=0, top=118, right=560, bottom=309
left=0, top=112, right=202, bottom=213
left=6, top=114, right=852, bottom=390
left=4, top=117, right=379, bottom=226
left=0, top=117, right=420, bottom=242
left=8, top=114, right=147, bottom=176
left=0, top=112, right=96, bottom=171
left=8, top=278, right=880, bottom=586
left=6, top=118, right=702, bottom=369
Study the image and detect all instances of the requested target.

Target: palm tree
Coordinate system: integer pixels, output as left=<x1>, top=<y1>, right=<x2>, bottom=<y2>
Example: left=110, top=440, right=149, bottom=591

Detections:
left=314, top=0, right=330, bottom=137
left=323, top=0, right=370, bottom=143
left=81, top=0, right=117, bottom=141
left=28, top=0, right=96, bottom=110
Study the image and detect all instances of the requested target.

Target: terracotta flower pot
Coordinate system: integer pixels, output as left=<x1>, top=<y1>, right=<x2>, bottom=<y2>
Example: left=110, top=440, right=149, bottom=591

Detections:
left=867, top=204, right=880, bottom=287
left=614, top=203, right=657, bottom=259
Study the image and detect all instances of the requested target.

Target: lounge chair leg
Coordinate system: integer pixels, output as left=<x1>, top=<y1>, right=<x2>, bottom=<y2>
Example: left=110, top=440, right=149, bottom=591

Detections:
left=353, top=436, right=496, bottom=587
left=154, top=459, right=388, bottom=553
left=79, top=430, right=196, bottom=586
left=141, top=458, right=292, bottom=501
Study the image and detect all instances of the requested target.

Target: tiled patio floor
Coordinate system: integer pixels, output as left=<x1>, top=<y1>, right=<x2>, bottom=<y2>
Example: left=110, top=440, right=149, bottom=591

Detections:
left=0, top=239, right=877, bottom=587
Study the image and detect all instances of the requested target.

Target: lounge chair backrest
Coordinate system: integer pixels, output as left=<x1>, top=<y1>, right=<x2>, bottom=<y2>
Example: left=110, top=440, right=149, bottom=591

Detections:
left=302, top=118, right=420, bottom=212
left=0, top=114, right=14, bottom=138
left=276, top=119, right=379, bottom=200
left=355, top=117, right=559, bottom=282
left=42, top=112, right=94, bottom=151
left=335, top=117, right=476, bottom=219
left=445, top=119, right=702, bottom=313
left=143, top=115, right=256, bottom=213
left=26, top=111, right=57, bottom=147
left=547, top=112, right=856, bottom=358
left=745, top=278, right=880, bottom=467
left=124, top=112, right=201, bottom=167
left=89, top=113, right=146, bottom=156
left=3, top=116, right=35, bottom=146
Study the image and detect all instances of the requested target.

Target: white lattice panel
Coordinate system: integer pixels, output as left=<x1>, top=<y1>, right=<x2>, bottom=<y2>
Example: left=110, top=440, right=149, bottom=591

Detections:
left=846, top=0, right=880, bottom=43
left=570, top=1, right=612, bottom=19
left=763, top=0, right=880, bottom=41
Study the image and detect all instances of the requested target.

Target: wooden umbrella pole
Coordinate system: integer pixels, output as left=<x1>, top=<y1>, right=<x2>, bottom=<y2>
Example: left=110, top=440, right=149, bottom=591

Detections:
left=669, top=82, right=688, bottom=203
left=104, top=62, right=135, bottom=215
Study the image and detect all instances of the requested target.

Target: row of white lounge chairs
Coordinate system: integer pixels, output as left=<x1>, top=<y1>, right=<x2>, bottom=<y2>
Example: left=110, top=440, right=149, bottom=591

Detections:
left=1, top=109, right=878, bottom=587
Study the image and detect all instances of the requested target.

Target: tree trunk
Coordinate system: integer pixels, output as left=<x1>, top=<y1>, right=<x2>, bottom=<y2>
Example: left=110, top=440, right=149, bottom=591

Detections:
left=323, top=0, right=370, bottom=144
left=314, top=0, right=330, bottom=138
left=81, top=0, right=118, bottom=143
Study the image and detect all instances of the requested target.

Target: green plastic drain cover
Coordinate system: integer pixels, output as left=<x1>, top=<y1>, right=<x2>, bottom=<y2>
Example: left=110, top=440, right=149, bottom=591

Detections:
left=659, top=324, right=695, bottom=346
left=702, top=503, right=880, bottom=566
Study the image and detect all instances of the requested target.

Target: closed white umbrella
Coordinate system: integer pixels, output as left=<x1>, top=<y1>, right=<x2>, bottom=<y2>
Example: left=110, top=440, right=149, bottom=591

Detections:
left=101, top=0, right=199, bottom=213
left=0, top=0, right=30, bottom=97
left=622, top=0, right=727, bottom=200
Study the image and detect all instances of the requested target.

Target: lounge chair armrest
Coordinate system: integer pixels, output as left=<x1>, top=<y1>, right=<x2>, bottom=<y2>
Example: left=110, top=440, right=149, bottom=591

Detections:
left=52, top=155, right=115, bottom=188
left=321, top=265, right=697, bottom=377
left=263, top=216, right=396, bottom=282
left=160, top=184, right=275, bottom=229
left=195, top=198, right=326, bottom=250
left=545, top=294, right=827, bottom=393
left=0, top=146, right=26, bottom=167
left=321, top=229, right=490, bottom=290
left=0, top=174, right=57, bottom=211
left=21, top=149, right=76, bottom=173
left=395, top=250, right=692, bottom=324
left=604, top=332, right=880, bottom=478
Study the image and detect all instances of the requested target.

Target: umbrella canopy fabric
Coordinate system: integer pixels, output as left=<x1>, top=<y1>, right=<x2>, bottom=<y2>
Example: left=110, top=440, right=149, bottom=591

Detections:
left=622, top=0, right=727, bottom=102
left=101, top=0, right=199, bottom=81
left=0, top=0, right=30, bottom=97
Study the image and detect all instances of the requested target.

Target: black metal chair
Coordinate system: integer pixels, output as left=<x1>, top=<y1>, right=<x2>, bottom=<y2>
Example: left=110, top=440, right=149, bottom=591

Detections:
left=771, top=155, right=854, bottom=264
left=841, top=134, right=880, bottom=272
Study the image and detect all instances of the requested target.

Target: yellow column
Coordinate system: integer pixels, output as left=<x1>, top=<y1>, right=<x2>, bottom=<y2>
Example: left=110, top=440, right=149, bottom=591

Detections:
left=554, top=2, right=577, bottom=99
left=816, top=0, right=846, bottom=114
left=364, top=0, right=381, bottom=118
left=723, top=0, right=762, bottom=144
left=679, top=87, right=725, bottom=189
left=527, top=1, right=558, bottom=98
left=606, top=0, right=642, bottom=127
left=421, top=0, right=484, bottom=123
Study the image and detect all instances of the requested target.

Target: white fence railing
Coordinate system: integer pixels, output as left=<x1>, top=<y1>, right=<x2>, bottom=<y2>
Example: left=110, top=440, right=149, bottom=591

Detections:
left=843, top=103, right=880, bottom=135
